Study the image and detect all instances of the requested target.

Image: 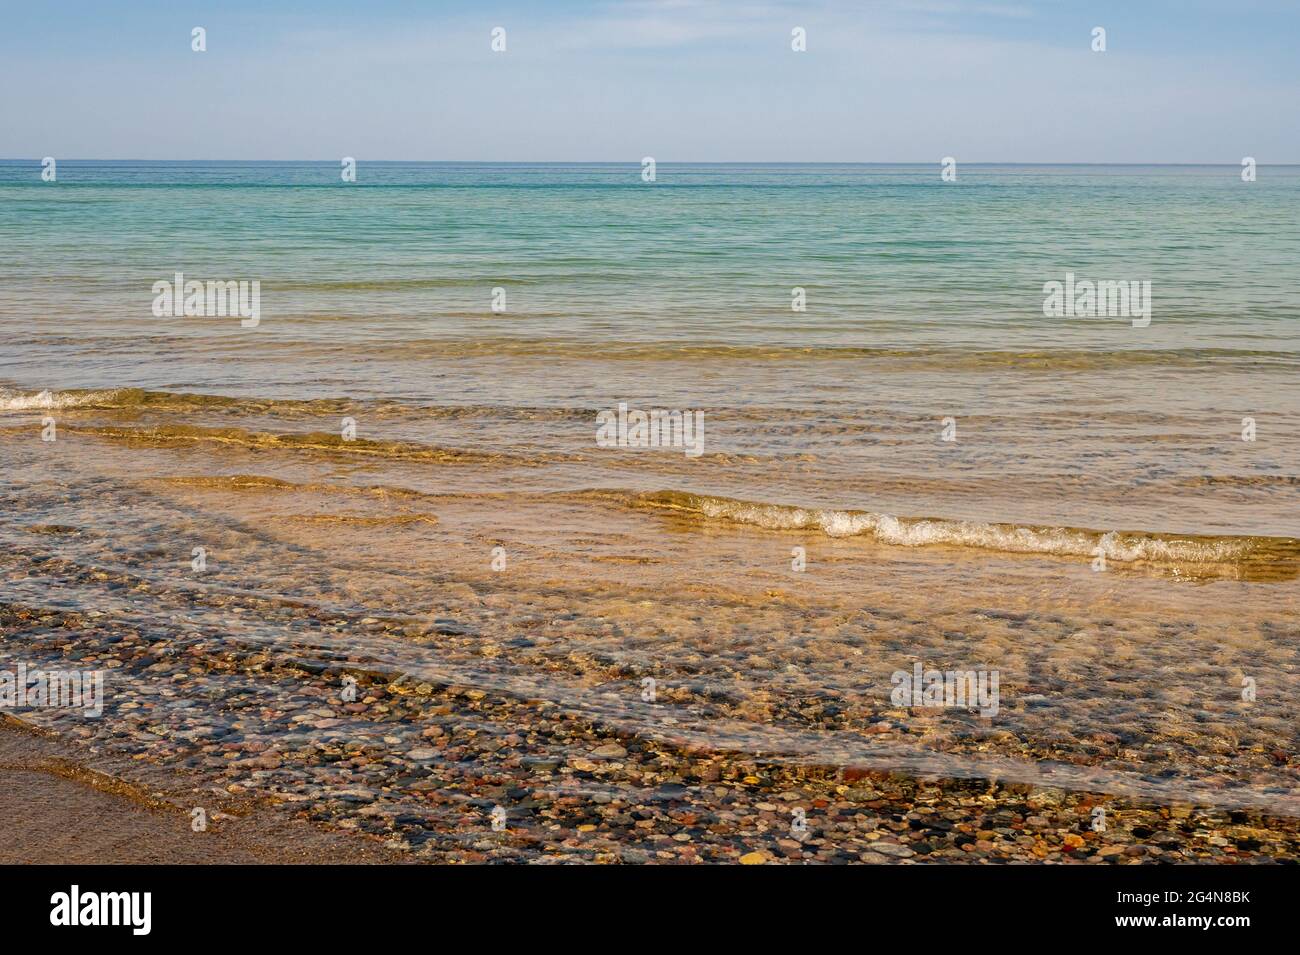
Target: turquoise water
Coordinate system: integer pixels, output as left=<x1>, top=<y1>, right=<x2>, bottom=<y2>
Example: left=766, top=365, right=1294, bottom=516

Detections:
left=3, top=162, right=1297, bottom=367
left=3, top=161, right=1298, bottom=538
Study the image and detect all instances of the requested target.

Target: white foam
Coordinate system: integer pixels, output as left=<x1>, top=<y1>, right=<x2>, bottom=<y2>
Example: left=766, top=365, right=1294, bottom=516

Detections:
left=682, top=494, right=1254, bottom=564
left=0, top=388, right=117, bottom=411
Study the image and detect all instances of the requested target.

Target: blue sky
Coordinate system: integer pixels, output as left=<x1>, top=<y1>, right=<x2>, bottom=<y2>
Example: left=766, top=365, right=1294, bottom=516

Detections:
left=2, top=0, right=1296, bottom=161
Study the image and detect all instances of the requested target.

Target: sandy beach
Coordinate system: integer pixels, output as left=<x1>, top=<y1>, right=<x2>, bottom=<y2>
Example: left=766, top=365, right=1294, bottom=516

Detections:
left=0, top=716, right=403, bottom=865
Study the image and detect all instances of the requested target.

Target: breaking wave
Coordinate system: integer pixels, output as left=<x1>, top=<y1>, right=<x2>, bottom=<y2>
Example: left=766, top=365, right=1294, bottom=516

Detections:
left=629, top=490, right=1299, bottom=578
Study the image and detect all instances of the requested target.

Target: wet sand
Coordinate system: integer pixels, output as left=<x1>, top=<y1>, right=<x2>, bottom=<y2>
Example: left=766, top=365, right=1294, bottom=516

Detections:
left=4, top=652, right=1299, bottom=865
left=6, top=710, right=1298, bottom=864
left=0, top=717, right=405, bottom=865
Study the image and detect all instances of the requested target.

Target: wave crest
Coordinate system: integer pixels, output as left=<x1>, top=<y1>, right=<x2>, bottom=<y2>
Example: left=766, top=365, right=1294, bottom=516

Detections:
left=632, top=490, right=1298, bottom=578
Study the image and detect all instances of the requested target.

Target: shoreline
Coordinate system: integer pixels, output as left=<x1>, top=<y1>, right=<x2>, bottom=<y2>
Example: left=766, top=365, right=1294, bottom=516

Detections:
left=5, top=695, right=1298, bottom=865
left=4, top=593, right=1299, bottom=865
left=0, top=716, right=407, bottom=865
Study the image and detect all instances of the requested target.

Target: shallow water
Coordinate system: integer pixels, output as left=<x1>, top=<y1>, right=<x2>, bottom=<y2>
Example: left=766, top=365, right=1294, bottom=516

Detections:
left=1, top=162, right=1297, bottom=812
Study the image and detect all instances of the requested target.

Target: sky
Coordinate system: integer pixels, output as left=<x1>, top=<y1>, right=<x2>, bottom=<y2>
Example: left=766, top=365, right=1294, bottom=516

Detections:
left=1, top=0, right=1296, bottom=162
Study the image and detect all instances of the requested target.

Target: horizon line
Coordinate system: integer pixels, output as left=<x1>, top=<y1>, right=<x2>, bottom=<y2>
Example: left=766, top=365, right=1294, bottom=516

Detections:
left=2, top=158, right=1296, bottom=167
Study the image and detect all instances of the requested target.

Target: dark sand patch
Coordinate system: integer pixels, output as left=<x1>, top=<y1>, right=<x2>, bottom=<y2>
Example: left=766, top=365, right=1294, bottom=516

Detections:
left=0, top=718, right=406, bottom=865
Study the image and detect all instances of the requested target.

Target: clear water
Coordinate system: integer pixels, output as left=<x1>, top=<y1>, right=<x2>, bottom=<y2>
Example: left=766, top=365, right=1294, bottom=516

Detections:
left=2, top=161, right=1297, bottom=812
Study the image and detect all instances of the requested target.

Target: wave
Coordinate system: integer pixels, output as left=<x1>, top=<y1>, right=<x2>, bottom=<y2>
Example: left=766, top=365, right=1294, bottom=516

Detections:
left=135, top=473, right=1296, bottom=577
left=1178, top=474, right=1300, bottom=489
left=0, top=386, right=595, bottom=421
left=0, top=421, right=554, bottom=466
left=625, top=490, right=1299, bottom=578
left=0, top=386, right=363, bottom=416
left=3, top=386, right=1292, bottom=437
left=234, top=340, right=1300, bottom=369
left=153, top=474, right=433, bottom=499
left=279, top=513, right=439, bottom=527
left=12, top=336, right=1296, bottom=371
left=0, top=388, right=124, bottom=411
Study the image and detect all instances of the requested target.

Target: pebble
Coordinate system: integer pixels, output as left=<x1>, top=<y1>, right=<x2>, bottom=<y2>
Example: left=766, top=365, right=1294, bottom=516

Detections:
left=6, top=601, right=1299, bottom=866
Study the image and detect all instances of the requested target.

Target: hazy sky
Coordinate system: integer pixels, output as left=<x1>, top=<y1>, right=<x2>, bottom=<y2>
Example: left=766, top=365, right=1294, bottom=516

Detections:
left=2, top=0, right=1296, bottom=162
